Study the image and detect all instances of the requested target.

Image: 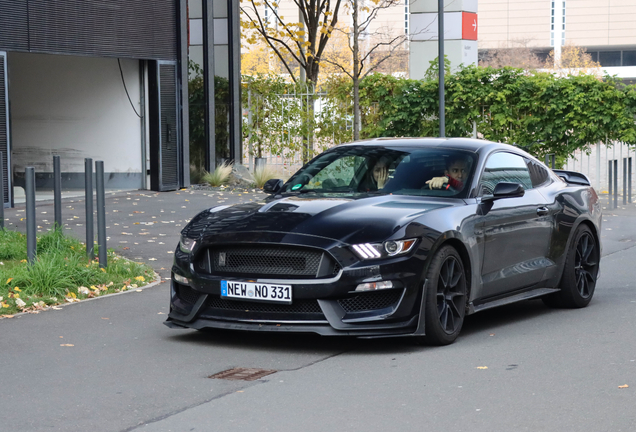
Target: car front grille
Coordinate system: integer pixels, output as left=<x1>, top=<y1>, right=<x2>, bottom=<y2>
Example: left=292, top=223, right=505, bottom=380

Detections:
left=201, top=295, right=326, bottom=322
left=195, top=245, right=340, bottom=278
left=337, top=289, right=403, bottom=313
left=206, top=296, right=323, bottom=314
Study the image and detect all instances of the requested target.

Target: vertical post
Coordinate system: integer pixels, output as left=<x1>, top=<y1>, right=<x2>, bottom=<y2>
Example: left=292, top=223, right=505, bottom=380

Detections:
left=623, top=157, right=628, bottom=205
left=95, top=161, right=107, bottom=268
left=202, top=0, right=216, bottom=172
left=25, top=167, right=36, bottom=264
left=53, top=155, right=62, bottom=229
left=596, top=142, right=601, bottom=190
left=629, top=157, right=633, bottom=204
left=228, top=0, right=242, bottom=163
left=608, top=160, right=613, bottom=209
left=551, top=155, right=555, bottom=169
left=614, top=159, right=618, bottom=209
left=85, top=158, right=94, bottom=260
left=0, top=151, right=4, bottom=229
left=438, top=0, right=445, bottom=138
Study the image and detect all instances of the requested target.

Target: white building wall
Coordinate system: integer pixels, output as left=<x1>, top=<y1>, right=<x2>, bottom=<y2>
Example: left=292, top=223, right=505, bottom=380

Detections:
left=8, top=52, right=142, bottom=185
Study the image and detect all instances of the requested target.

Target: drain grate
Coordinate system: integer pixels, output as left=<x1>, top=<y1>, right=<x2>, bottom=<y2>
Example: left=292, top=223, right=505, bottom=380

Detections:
left=208, top=367, right=277, bottom=381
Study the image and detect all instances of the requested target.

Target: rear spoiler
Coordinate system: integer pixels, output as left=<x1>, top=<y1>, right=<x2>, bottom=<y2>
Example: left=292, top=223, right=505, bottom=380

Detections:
left=552, top=169, right=591, bottom=186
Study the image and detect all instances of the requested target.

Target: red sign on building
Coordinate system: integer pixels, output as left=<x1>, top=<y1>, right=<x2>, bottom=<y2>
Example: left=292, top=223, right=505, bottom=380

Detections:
left=462, top=12, right=478, bottom=41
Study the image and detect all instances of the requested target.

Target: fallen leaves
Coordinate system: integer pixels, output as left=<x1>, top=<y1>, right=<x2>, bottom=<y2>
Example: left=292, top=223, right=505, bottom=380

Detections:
left=618, top=384, right=629, bottom=389
left=60, top=344, right=74, bottom=347
left=475, top=366, right=488, bottom=370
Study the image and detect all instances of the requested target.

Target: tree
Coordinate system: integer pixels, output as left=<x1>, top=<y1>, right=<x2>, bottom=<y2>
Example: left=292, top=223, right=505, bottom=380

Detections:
left=321, top=0, right=407, bottom=140
left=478, top=39, right=544, bottom=70
left=240, top=0, right=343, bottom=85
left=544, top=42, right=602, bottom=77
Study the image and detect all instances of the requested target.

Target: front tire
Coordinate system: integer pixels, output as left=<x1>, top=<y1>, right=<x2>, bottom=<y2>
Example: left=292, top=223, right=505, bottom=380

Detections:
left=417, top=245, right=467, bottom=346
left=543, top=224, right=599, bottom=308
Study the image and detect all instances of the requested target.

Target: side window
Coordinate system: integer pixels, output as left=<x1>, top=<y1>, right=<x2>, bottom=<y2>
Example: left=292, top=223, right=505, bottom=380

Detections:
left=480, top=152, right=533, bottom=195
left=525, top=158, right=551, bottom=188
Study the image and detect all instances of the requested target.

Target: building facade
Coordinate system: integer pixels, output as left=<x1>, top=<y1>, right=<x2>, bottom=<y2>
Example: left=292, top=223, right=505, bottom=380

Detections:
left=1, top=0, right=241, bottom=208
left=478, top=0, right=636, bottom=78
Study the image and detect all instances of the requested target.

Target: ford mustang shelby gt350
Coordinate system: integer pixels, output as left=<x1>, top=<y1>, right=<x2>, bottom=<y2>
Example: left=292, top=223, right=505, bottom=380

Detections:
left=165, top=138, right=601, bottom=345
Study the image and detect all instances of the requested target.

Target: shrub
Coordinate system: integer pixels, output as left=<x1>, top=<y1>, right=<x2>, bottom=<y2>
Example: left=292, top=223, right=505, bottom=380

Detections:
left=253, top=164, right=279, bottom=189
left=202, top=162, right=233, bottom=187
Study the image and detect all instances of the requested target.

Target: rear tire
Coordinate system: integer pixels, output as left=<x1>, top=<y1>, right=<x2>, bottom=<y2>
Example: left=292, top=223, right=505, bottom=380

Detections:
left=416, top=245, right=467, bottom=346
left=543, top=225, right=599, bottom=308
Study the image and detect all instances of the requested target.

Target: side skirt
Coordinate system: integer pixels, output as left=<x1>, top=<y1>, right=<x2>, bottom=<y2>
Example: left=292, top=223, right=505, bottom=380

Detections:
left=469, top=287, right=560, bottom=314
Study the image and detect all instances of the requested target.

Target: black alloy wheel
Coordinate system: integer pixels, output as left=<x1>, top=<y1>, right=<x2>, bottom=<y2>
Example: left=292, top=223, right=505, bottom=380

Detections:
left=543, top=225, right=599, bottom=308
left=417, top=245, right=467, bottom=346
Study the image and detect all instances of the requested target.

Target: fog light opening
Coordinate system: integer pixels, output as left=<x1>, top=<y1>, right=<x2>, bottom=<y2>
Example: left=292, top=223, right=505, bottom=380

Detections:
left=355, top=281, right=394, bottom=292
left=172, top=273, right=191, bottom=286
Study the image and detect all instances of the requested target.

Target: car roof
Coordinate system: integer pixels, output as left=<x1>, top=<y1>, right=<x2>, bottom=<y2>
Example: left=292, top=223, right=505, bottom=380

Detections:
left=339, top=137, right=520, bottom=154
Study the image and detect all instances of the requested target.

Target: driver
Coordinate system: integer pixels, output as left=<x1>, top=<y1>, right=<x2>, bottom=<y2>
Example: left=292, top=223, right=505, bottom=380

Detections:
left=425, top=155, right=469, bottom=190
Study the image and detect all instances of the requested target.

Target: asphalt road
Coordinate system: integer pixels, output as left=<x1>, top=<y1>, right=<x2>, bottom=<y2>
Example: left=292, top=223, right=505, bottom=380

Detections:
left=1, top=190, right=635, bottom=432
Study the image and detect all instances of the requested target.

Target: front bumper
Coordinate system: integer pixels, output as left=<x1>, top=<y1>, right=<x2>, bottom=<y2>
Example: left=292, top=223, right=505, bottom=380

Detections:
left=165, top=234, right=429, bottom=338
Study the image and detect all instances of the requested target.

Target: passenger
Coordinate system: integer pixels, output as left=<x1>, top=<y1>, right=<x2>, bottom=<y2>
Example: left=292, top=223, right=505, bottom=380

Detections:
left=425, top=155, right=469, bottom=190
left=360, top=157, right=391, bottom=191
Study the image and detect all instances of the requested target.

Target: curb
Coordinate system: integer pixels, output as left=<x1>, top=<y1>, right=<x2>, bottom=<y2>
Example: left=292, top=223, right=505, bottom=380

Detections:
left=0, top=272, right=165, bottom=320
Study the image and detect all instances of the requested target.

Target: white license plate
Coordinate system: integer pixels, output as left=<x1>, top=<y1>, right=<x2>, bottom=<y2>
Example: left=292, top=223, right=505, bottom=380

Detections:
left=221, top=281, right=292, bottom=304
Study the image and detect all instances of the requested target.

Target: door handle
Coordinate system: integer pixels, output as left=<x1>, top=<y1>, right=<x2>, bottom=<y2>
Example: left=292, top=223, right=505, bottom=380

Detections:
left=537, top=206, right=549, bottom=216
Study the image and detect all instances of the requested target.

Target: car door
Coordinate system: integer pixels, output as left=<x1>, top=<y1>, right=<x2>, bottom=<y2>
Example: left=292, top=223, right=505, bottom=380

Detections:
left=477, top=152, right=553, bottom=299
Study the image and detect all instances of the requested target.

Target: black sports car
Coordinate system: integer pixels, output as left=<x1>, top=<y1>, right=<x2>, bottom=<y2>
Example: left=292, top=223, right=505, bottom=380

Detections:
left=165, top=138, right=602, bottom=345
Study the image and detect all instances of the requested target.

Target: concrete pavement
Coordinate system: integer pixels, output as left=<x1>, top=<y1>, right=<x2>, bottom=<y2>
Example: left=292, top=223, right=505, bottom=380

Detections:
left=0, top=188, right=635, bottom=432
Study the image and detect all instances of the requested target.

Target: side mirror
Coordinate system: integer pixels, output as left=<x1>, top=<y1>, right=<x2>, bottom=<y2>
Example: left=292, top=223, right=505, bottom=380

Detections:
left=263, top=179, right=284, bottom=194
left=482, top=182, right=525, bottom=202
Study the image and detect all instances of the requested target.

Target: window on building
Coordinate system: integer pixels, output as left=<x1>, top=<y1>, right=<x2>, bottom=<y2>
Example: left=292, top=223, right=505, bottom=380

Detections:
left=404, top=0, right=409, bottom=35
left=599, top=51, right=621, bottom=67
left=589, top=51, right=598, bottom=63
left=623, top=51, right=636, bottom=66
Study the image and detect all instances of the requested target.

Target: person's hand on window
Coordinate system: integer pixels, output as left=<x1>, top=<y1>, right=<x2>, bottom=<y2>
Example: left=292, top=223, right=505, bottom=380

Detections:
left=376, top=167, right=389, bottom=188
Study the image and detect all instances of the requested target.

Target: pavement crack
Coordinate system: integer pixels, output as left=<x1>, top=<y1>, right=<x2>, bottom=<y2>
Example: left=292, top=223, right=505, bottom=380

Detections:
left=278, top=350, right=348, bottom=372
left=122, top=351, right=346, bottom=431
left=603, top=242, right=636, bottom=258
left=122, top=382, right=266, bottom=432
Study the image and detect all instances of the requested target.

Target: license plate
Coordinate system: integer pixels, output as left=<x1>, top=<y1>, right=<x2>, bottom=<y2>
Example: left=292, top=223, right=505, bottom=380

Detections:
left=221, top=281, right=292, bottom=304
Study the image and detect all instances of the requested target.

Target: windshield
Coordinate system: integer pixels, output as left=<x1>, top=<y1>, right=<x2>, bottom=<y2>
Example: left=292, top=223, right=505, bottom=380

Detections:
left=282, top=146, right=477, bottom=198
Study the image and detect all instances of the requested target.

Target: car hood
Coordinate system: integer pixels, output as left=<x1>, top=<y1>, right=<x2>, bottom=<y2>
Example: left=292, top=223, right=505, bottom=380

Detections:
left=183, top=194, right=459, bottom=244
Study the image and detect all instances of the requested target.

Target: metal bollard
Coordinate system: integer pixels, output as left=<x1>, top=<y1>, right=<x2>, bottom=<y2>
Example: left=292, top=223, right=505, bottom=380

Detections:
left=53, top=155, right=62, bottom=230
left=629, top=157, right=633, bottom=204
left=624, top=158, right=628, bottom=205
left=85, top=158, right=94, bottom=260
left=614, top=159, right=618, bottom=209
left=25, top=167, right=36, bottom=264
left=608, top=160, right=613, bottom=209
left=0, top=151, right=4, bottom=229
left=95, top=161, right=107, bottom=268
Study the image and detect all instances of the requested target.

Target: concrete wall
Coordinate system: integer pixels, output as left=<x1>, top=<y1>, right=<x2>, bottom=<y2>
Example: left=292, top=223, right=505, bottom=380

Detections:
left=8, top=52, right=143, bottom=188
left=478, top=0, right=550, bottom=49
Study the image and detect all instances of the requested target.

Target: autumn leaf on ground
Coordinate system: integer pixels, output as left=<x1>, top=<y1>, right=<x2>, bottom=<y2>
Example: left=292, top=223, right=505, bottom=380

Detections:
left=475, top=366, right=488, bottom=370
left=60, top=344, right=74, bottom=347
left=618, top=384, right=629, bottom=389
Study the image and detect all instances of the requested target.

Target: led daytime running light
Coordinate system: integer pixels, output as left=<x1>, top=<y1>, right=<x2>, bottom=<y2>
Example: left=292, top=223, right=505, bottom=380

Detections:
left=352, top=243, right=381, bottom=259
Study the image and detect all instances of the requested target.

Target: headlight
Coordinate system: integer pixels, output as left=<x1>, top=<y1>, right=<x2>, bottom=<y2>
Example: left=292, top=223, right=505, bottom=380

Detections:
left=179, top=235, right=197, bottom=253
left=384, top=239, right=417, bottom=256
left=351, top=238, right=417, bottom=260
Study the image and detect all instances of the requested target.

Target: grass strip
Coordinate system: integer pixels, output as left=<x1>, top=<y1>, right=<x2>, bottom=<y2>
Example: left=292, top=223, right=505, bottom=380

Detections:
left=0, top=229, right=156, bottom=316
